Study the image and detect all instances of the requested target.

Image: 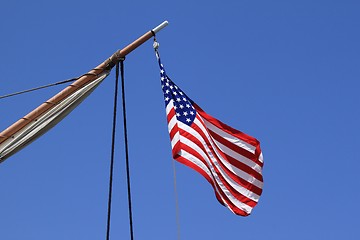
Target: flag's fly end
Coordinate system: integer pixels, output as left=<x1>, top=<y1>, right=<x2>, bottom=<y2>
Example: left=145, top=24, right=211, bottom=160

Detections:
left=152, top=21, right=169, bottom=34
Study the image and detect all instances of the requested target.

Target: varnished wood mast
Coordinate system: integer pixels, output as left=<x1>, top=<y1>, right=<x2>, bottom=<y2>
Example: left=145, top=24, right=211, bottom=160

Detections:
left=0, top=21, right=168, bottom=145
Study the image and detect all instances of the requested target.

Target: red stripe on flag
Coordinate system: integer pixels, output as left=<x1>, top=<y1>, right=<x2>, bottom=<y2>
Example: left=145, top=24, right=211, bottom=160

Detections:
left=191, top=119, right=263, bottom=183
left=208, top=128, right=263, bottom=167
left=194, top=103, right=263, bottom=166
left=179, top=129, right=259, bottom=206
left=180, top=122, right=261, bottom=197
left=173, top=154, right=224, bottom=205
left=166, top=107, right=176, bottom=123
left=175, top=154, right=250, bottom=216
left=195, top=103, right=260, bottom=147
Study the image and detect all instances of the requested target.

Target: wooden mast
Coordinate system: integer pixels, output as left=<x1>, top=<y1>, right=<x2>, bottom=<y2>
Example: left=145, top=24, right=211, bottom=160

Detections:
left=0, top=21, right=168, bottom=157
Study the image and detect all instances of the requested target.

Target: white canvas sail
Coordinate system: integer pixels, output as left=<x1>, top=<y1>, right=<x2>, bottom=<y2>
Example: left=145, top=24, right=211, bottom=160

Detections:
left=0, top=72, right=109, bottom=162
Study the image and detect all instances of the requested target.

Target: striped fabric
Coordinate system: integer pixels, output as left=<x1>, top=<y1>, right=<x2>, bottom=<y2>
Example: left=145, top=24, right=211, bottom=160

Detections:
left=157, top=51, right=264, bottom=216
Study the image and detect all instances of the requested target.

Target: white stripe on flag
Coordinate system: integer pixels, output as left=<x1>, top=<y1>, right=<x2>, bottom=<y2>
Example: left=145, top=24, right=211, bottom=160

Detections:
left=203, top=118, right=257, bottom=154
left=212, top=138, right=262, bottom=174
left=179, top=148, right=253, bottom=214
left=193, top=118, right=263, bottom=187
left=179, top=125, right=260, bottom=202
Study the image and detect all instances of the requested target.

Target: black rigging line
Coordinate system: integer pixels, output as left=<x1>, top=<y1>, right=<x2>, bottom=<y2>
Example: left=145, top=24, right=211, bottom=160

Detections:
left=120, top=60, right=135, bottom=240
left=0, top=79, right=76, bottom=99
left=0, top=73, right=98, bottom=100
left=106, top=60, right=134, bottom=240
left=106, top=63, right=121, bottom=240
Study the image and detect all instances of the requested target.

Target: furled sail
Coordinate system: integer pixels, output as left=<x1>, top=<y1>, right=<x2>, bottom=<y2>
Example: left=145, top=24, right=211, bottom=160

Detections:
left=0, top=21, right=168, bottom=163
left=0, top=71, right=109, bottom=162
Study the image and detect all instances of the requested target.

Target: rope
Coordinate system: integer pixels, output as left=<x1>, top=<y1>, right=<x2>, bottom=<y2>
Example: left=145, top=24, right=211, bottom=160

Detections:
left=120, top=60, right=135, bottom=240
left=0, top=79, right=76, bottom=99
left=0, top=73, right=98, bottom=100
left=105, top=59, right=134, bottom=240
left=153, top=36, right=181, bottom=240
left=172, top=159, right=181, bottom=240
left=106, top=63, right=121, bottom=240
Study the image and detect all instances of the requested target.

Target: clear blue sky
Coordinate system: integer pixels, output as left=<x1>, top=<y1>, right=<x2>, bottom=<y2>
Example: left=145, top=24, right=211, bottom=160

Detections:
left=1, top=1, right=359, bottom=239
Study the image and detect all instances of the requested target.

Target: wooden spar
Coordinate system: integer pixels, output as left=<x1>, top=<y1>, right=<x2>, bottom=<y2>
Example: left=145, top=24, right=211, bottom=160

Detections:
left=0, top=21, right=168, bottom=145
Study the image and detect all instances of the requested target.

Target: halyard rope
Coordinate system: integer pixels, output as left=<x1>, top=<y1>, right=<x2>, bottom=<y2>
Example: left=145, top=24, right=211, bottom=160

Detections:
left=154, top=37, right=181, bottom=240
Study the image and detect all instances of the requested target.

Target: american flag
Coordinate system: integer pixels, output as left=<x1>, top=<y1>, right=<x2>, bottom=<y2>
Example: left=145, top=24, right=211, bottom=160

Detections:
left=156, top=51, right=264, bottom=216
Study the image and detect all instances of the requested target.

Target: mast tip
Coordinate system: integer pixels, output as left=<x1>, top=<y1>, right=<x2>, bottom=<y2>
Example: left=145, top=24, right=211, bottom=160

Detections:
left=152, top=21, right=169, bottom=34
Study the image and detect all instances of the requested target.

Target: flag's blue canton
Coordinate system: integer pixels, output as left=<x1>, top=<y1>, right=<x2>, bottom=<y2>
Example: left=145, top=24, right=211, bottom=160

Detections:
left=158, top=58, right=196, bottom=126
